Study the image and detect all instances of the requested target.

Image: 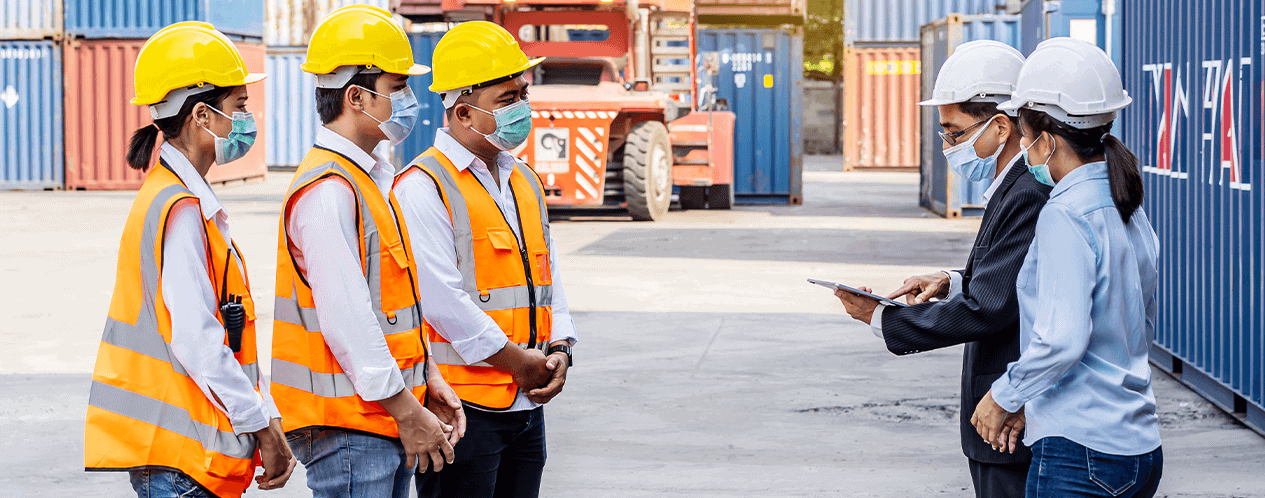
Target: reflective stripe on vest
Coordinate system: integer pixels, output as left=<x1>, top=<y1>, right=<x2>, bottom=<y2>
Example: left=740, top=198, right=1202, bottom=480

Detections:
left=271, top=359, right=428, bottom=398
left=103, top=317, right=260, bottom=384
left=415, top=156, right=554, bottom=307
left=89, top=381, right=255, bottom=460
left=429, top=341, right=545, bottom=368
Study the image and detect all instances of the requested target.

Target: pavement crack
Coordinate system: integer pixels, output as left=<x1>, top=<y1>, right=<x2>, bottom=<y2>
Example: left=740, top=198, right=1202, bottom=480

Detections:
left=691, top=317, right=726, bottom=376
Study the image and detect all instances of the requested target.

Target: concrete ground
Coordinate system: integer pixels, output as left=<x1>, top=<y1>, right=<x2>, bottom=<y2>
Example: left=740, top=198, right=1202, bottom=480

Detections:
left=0, top=155, right=1262, bottom=497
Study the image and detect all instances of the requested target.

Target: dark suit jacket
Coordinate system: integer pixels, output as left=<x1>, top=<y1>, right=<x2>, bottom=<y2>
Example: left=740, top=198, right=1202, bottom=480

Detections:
left=881, top=159, right=1051, bottom=465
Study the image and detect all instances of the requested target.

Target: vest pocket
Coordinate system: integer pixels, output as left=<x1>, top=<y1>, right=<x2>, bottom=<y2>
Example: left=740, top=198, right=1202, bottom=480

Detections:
left=385, top=239, right=410, bottom=269
left=486, top=227, right=517, bottom=251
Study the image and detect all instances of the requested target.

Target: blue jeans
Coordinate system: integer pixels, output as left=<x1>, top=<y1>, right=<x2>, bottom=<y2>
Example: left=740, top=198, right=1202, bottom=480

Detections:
left=288, top=428, right=415, bottom=498
left=129, top=468, right=215, bottom=498
left=1028, top=437, right=1163, bottom=498
left=416, top=406, right=547, bottom=498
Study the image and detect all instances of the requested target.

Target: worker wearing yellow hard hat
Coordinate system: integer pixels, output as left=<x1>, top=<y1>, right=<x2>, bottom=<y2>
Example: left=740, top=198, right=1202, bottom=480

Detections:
left=85, top=21, right=296, bottom=498
left=394, top=21, right=575, bottom=498
left=270, top=5, right=461, bottom=498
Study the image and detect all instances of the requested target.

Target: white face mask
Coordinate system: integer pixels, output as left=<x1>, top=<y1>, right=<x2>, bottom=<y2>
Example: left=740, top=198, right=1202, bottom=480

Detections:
left=942, top=115, right=1003, bottom=182
left=357, top=85, right=419, bottom=146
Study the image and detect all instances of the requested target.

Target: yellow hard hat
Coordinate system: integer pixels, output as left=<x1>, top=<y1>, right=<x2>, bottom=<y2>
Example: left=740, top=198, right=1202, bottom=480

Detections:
left=430, top=21, right=544, bottom=94
left=302, top=4, right=429, bottom=82
left=131, top=21, right=265, bottom=116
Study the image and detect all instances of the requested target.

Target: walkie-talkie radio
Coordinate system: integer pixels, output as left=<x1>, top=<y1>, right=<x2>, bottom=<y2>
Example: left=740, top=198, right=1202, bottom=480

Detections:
left=219, top=249, right=246, bottom=353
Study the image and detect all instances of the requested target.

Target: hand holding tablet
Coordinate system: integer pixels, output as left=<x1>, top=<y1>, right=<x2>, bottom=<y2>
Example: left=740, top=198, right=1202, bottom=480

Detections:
left=808, top=278, right=909, bottom=308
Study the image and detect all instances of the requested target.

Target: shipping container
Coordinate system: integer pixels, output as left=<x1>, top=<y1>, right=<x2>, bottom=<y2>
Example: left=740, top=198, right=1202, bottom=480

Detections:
left=697, top=28, right=803, bottom=204
left=1, top=0, right=63, bottom=39
left=917, top=14, right=1021, bottom=218
left=1121, top=0, right=1265, bottom=436
left=265, top=48, right=318, bottom=169
left=695, top=0, right=806, bottom=23
left=64, top=38, right=267, bottom=190
left=393, top=31, right=448, bottom=168
left=1018, top=0, right=1121, bottom=67
left=265, top=0, right=394, bottom=46
left=844, top=0, right=1004, bottom=45
left=64, top=0, right=264, bottom=40
left=1, top=40, right=64, bottom=190
left=842, top=46, right=920, bottom=170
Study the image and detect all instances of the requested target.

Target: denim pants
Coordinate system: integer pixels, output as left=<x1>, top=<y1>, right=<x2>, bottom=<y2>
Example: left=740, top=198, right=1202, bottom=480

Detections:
left=128, top=468, right=215, bottom=498
left=416, top=406, right=547, bottom=498
left=288, top=428, right=415, bottom=498
left=1027, top=437, right=1163, bottom=498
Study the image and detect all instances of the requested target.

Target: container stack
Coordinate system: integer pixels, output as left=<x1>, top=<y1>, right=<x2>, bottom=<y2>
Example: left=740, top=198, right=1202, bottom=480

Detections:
left=917, top=13, right=1022, bottom=218
left=1, top=0, right=65, bottom=190
left=58, top=0, right=269, bottom=189
left=840, top=0, right=1004, bottom=172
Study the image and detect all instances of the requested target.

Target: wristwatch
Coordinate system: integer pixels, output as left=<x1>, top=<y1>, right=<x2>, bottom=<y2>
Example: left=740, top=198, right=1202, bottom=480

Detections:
left=547, top=344, right=573, bottom=367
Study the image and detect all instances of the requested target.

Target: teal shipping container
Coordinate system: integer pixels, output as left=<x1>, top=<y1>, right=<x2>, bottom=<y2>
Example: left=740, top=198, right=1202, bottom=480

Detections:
left=918, top=14, right=1021, bottom=218
left=697, top=28, right=803, bottom=205
left=1, top=41, right=63, bottom=190
left=1121, top=0, right=1265, bottom=436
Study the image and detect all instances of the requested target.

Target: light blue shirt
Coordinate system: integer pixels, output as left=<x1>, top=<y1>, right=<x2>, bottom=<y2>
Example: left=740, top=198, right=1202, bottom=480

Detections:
left=991, top=161, right=1162, bottom=456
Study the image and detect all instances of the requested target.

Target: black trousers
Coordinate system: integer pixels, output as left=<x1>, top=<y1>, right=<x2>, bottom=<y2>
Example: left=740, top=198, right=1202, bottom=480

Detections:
left=968, top=458, right=1030, bottom=498
left=416, top=406, right=547, bottom=498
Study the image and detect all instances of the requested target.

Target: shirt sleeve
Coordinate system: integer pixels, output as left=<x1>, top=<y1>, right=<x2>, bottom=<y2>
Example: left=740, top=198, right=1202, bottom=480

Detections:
left=990, top=204, right=1097, bottom=413
left=869, top=304, right=886, bottom=339
left=945, top=270, right=964, bottom=299
left=162, top=201, right=271, bottom=435
left=288, top=179, right=406, bottom=402
left=393, top=171, right=509, bottom=364
left=543, top=218, right=578, bottom=346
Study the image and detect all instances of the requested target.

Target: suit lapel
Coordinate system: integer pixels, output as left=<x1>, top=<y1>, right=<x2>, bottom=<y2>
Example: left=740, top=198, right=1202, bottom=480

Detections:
left=964, top=157, right=1028, bottom=273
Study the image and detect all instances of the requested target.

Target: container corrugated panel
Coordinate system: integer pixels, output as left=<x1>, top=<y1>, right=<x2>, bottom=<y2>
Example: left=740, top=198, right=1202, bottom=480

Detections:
left=842, top=46, right=920, bottom=169
left=697, top=28, right=803, bottom=204
left=64, top=39, right=267, bottom=190
left=1, top=0, right=63, bottom=39
left=1, top=41, right=64, bottom=190
left=265, top=48, right=318, bottom=169
left=64, top=0, right=264, bottom=39
left=844, top=0, right=998, bottom=44
left=1121, top=0, right=1265, bottom=434
left=695, top=0, right=806, bottom=19
left=265, top=0, right=393, bottom=46
left=917, top=14, right=1021, bottom=218
left=1018, top=0, right=1123, bottom=68
left=394, top=31, right=449, bottom=168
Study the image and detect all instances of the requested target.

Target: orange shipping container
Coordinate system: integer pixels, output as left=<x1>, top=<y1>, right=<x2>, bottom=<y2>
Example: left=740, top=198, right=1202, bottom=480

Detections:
left=842, top=46, right=920, bottom=170
left=64, top=38, right=267, bottom=190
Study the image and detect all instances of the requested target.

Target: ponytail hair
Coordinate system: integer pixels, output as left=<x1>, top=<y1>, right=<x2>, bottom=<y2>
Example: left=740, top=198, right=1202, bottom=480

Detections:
left=124, top=85, right=236, bottom=170
left=1018, top=108, right=1144, bottom=223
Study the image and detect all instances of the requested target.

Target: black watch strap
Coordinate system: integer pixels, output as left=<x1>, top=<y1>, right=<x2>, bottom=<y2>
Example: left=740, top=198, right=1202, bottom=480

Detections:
left=547, top=344, right=573, bottom=367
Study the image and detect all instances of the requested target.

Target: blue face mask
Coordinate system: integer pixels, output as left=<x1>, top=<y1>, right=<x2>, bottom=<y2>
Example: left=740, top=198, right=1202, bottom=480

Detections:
left=942, top=115, right=1002, bottom=182
left=358, top=85, right=419, bottom=146
left=203, top=106, right=256, bottom=165
left=1021, top=132, right=1057, bottom=187
left=470, top=99, right=533, bottom=151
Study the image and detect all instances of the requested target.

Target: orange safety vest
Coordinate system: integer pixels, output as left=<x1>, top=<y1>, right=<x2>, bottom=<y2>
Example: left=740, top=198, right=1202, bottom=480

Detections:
left=271, top=146, right=429, bottom=438
left=396, top=148, right=553, bottom=410
left=85, top=161, right=261, bottom=498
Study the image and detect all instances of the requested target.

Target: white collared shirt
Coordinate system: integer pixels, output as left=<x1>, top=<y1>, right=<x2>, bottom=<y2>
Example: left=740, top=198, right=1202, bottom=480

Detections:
left=982, top=152, right=1023, bottom=206
left=393, top=128, right=578, bottom=412
left=159, top=142, right=278, bottom=435
left=283, top=128, right=405, bottom=402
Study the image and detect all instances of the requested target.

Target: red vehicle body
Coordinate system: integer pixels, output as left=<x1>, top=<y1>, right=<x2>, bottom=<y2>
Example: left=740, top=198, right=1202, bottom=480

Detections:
left=399, top=0, right=738, bottom=220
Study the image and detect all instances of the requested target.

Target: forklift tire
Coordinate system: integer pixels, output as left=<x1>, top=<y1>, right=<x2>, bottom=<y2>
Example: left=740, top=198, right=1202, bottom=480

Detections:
left=679, top=186, right=707, bottom=209
left=707, top=184, right=733, bottom=210
left=623, top=121, right=673, bottom=221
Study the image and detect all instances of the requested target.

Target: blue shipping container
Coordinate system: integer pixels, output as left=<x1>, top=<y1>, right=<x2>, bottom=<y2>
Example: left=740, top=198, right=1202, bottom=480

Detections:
left=919, top=14, right=1022, bottom=218
left=697, top=28, right=803, bottom=204
left=64, top=0, right=264, bottom=39
left=1, top=41, right=63, bottom=190
left=845, top=0, right=1003, bottom=44
left=1121, top=0, right=1265, bottom=435
left=1019, top=0, right=1123, bottom=68
left=394, top=31, right=449, bottom=168
left=265, top=48, right=318, bottom=169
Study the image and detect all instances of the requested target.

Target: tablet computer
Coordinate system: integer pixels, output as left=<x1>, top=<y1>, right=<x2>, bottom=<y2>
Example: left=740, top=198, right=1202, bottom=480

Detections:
left=808, top=278, right=909, bottom=307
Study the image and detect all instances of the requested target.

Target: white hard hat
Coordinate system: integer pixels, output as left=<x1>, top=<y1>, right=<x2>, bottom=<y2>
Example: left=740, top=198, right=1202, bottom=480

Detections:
left=918, top=40, right=1025, bottom=112
left=998, top=37, right=1131, bottom=129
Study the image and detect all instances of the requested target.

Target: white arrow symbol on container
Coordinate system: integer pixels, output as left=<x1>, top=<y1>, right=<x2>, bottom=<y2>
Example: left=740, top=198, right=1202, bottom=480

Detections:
left=1, top=86, right=18, bottom=109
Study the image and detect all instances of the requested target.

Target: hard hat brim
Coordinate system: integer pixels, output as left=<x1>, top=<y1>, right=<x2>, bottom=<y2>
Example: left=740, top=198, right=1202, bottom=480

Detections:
left=405, top=64, right=431, bottom=76
left=917, top=97, right=953, bottom=107
left=430, top=57, right=545, bottom=94
left=243, top=72, right=267, bottom=84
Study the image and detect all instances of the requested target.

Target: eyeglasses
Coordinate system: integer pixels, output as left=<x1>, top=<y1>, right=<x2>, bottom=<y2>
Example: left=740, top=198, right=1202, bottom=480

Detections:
left=938, top=117, right=991, bottom=146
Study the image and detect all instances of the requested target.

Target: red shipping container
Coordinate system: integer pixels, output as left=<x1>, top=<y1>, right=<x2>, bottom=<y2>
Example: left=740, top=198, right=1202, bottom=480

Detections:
left=842, top=46, right=921, bottom=170
left=64, top=38, right=268, bottom=190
